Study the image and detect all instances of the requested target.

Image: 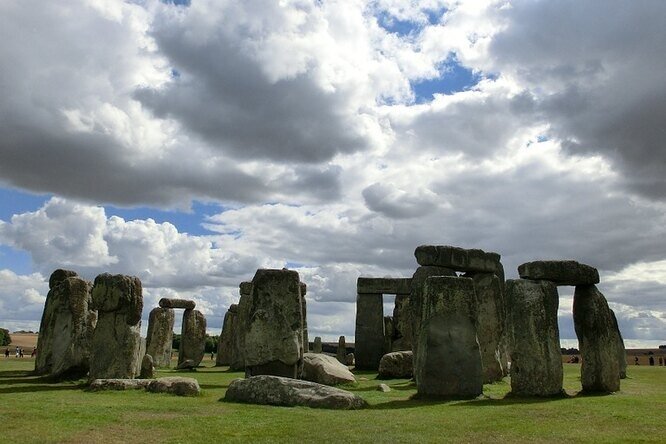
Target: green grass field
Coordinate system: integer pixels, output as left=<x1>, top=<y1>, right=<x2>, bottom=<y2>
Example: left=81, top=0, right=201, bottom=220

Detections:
left=1, top=358, right=664, bottom=443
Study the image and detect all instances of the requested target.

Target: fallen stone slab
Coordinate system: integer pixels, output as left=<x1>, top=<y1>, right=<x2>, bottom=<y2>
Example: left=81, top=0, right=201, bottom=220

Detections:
left=176, top=359, right=197, bottom=370
left=302, top=353, right=356, bottom=386
left=356, top=277, right=412, bottom=295
left=159, top=298, right=196, bottom=310
left=377, top=383, right=391, bottom=393
left=414, top=245, right=500, bottom=273
left=223, top=375, right=367, bottom=410
left=146, top=377, right=201, bottom=396
left=89, top=379, right=151, bottom=391
left=378, top=351, right=413, bottom=379
left=518, top=260, right=599, bottom=286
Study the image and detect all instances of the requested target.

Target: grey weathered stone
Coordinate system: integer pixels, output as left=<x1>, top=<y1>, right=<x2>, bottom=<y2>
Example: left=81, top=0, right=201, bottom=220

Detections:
left=573, top=285, right=621, bottom=392
left=89, top=379, right=151, bottom=391
left=345, top=353, right=355, bottom=366
left=414, top=245, right=500, bottom=273
left=216, top=304, right=237, bottom=366
left=409, top=266, right=456, bottom=369
left=383, top=316, right=394, bottom=354
left=139, top=354, right=154, bottom=379
left=356, top=277, right=412, bottom=295
left=89, top=273, right=143, bottom=380
left=178, top=309, right=206, bottom=368
left=145, top=307, right=174, bottom=368
left=506, top=279, right=563, bottom=397
left=378, top=351, right=413, bottom=379
left=176, top=359, right=196, bottom=370
left=415, top=276, right=482, bottom=398
left=244, top=269, right=304, bottom=378
left=146, top=377, right=201, bottom=396
left=35, top=271, right=97, bottom=379
left=302, top=353, right=356, bottom=385
left=391, top=294, right=412, bottom=352
left=230, top=288, right=251, bottom=371
left=300, top=283, right=308, bottom=354
left=336, top=336, right=346, bottom=364
left=354, top=293, right=384, bottom=370
left=518, top=260, right=599, bottom=286
left=158, top=298, right=196, bottom=310
left=464, top=272, right=505, bottom=383
left=313, top=337, right=323, bottom=353
left=377, top=383, right=391, bottom=392
left=224, top=375, right=367, bottom=409
left=610, top=309, right=627, bottom=379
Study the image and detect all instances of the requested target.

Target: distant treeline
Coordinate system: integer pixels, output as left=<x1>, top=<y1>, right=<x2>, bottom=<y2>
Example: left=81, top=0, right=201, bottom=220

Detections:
left=172, top=334, right=218, bottom=353
left=560, top=347, right=580, bottom=355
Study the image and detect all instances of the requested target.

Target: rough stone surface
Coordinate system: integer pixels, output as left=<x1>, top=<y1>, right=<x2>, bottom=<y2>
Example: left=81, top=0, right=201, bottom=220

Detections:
left=464, top=272, right=505, bottom=383
left=89, top=274, right=143, bottom=380
left=313, top=337, right=323, bottom=353
left=224, top=375, right=367, bottom=410
left=302, top=353, right=356, bottom=386
left=356, top=277, right=412, bottom=295
left=345, top=353, right=355, bottom=366
left=177, top=359, right=196, bottom=370
left=573, top=285, right=621, bottom=392
left=610, top=310, right=627, bottom=379
left=35, top=271, right=97, bottom=379
left=244, top=269, right=304, bottom=378
left=230, top=289, right=251, bottom=371
left=336, top=336, right=346, bottom=364
left=506, top=279, right=563, bottom=396
left=378, top=351, right=413, bottom=379
left=159, top=298, right=196, bottom=310
left=415, top=245, right=500, bottom=273
left=391, top=294, right=412, bottom=352
left=145, top=307, right=174, bottom=368
left=409, top=266, right=456, bottom=368
left=518, top=260, right=599, bottom=286
left=146, top=377, right=201, bottom=396
left=383, top=316, right=394, bottom=353
left=139, top=354, right=154, bottom=379
left=178, top=309, right=206, bottom=368
left=300, top=285, right=309, bottom=354
left=415, top=276, right=482, bottom=398
left=216, top=304, right=237, bottom=366
left=89, top=379, right=150, bottom=391
left=354, top=293, right=384, bottom=370
left=377, top=383, right=391, bottom=393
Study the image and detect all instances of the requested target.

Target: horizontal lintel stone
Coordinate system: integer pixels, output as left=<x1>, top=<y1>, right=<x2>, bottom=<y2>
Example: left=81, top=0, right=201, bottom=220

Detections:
left=357, top=277, right=412, bottom=295
left=414, top=245, right=500, bottom=273
left=158, top=298, right=196, bottom=310
left=518, top=260, right=599, bottom=286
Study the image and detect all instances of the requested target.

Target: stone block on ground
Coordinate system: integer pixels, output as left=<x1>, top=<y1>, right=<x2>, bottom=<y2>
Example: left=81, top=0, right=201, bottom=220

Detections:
left=518, top=260, right=599, bottom=286
left=139, top=354, right=154, bottom=379
left=147, top=377, right=201, bottom=396
left=378, top=351, right=413, bottom=379
left=223, top=375, right=367, bottom=409
left=89, top=379, right=151, bottom=391
left=301, top=353, right=356, bottom=386
left=414, top=245, right=500, bottom=273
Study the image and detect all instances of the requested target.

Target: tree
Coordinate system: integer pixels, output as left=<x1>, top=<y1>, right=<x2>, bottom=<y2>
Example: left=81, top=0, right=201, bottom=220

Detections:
left=0, top=328, right=11, bottom=346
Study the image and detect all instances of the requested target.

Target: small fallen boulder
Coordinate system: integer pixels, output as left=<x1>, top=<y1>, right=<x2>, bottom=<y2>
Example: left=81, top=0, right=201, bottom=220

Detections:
left=302, top=353, right=356, bottom=386
left=223, top=375, right=367, bottom=410
left=177, top=359, right=197, bottom=370
left=89, top=379, right=150, bottom=391
left=377, top=383, right=391, bottom=393
left=378, top=351, right=413, bottom=379
left=147, top=377, right=201, bottom=397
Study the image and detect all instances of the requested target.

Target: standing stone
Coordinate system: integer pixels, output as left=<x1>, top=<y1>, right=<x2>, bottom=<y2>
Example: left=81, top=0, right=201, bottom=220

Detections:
left=506, top=279, right=563, bottom=397
left=610, top=309, right=627, bottom=379
left=354, top=293, right=384, bottom=370
left=313, top=337, right=323, bottom=354
left=573, top=285, right=621, bottom=392
left=464, top=272, right=504, bottom=383
left=300, top=282, right=309, bottom=354
left=89, top=273, right=143, bottom=380
left=244, top=269, right=304, bottom=378
left=378, top=351, right=413, bottom=379
left=391, top=294, right=412, bottom=351
left=216, top=304, right=237, bottom=366
left=178, top=309, right=207, bottom=368
left=230, top=282, right=252, bottom=371
left=409, top=265, right=456, bottom=370
left=139, top=354, right=154, bottom=379
left=145, top=307, right=175, bottom=368
left=383, top=316, right=394, bottom=354
left=336, top=336, right=347, bottom=364
left=35, top=270, right=97, bottom=378
left=415, top=276, right=482, bottom=398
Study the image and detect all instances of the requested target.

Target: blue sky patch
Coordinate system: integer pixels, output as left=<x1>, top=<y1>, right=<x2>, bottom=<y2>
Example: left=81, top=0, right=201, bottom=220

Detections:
left=411, top=60, right=482, bottom=103
left=0, top=187, right=50, bottom=221
left=0, top=246, right=33, bottom=275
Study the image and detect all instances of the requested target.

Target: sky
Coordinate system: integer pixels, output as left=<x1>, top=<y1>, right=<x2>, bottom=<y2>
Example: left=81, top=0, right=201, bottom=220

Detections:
left=1, top=0, right=665, bottom=347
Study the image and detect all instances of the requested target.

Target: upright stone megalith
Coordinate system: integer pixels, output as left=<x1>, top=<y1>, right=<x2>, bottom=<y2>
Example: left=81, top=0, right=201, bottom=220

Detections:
left=415, top=276, right=482, bottom=398
left=89, top=273, right=143, bottom=380
left=300, top=282, right=309, bottom=354
left=35, top=269, right=97, bottom=378
left=313, top=337, right=323, bottom=353
left=230, top=282, right=252, bottom=371
left=337, top=336, right=347, bottom=364
left=354, top=292, right=384, bottom=370
left=610, top=309, right=627, bottom=379
left=506, top=279, right=562, bottom=397
left=573, top=285, right=621, bottom=393
left=216, top=304, right=237, bottom=366
left=178, top=309, right=206, bottom=368
left=244, top=269, right=304, bottom=378
left=145, top=307, right=175, bottom=368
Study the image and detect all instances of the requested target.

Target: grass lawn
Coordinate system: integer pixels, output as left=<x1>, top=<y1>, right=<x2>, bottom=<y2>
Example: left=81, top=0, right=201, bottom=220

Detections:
left=1, top=358, right=664, bottom=443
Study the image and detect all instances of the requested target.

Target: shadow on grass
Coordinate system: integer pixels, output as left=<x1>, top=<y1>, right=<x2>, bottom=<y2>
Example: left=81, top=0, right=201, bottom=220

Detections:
left=0, top=382, right=86, bottom=395
left=199, top=383, right=232, bottom=390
